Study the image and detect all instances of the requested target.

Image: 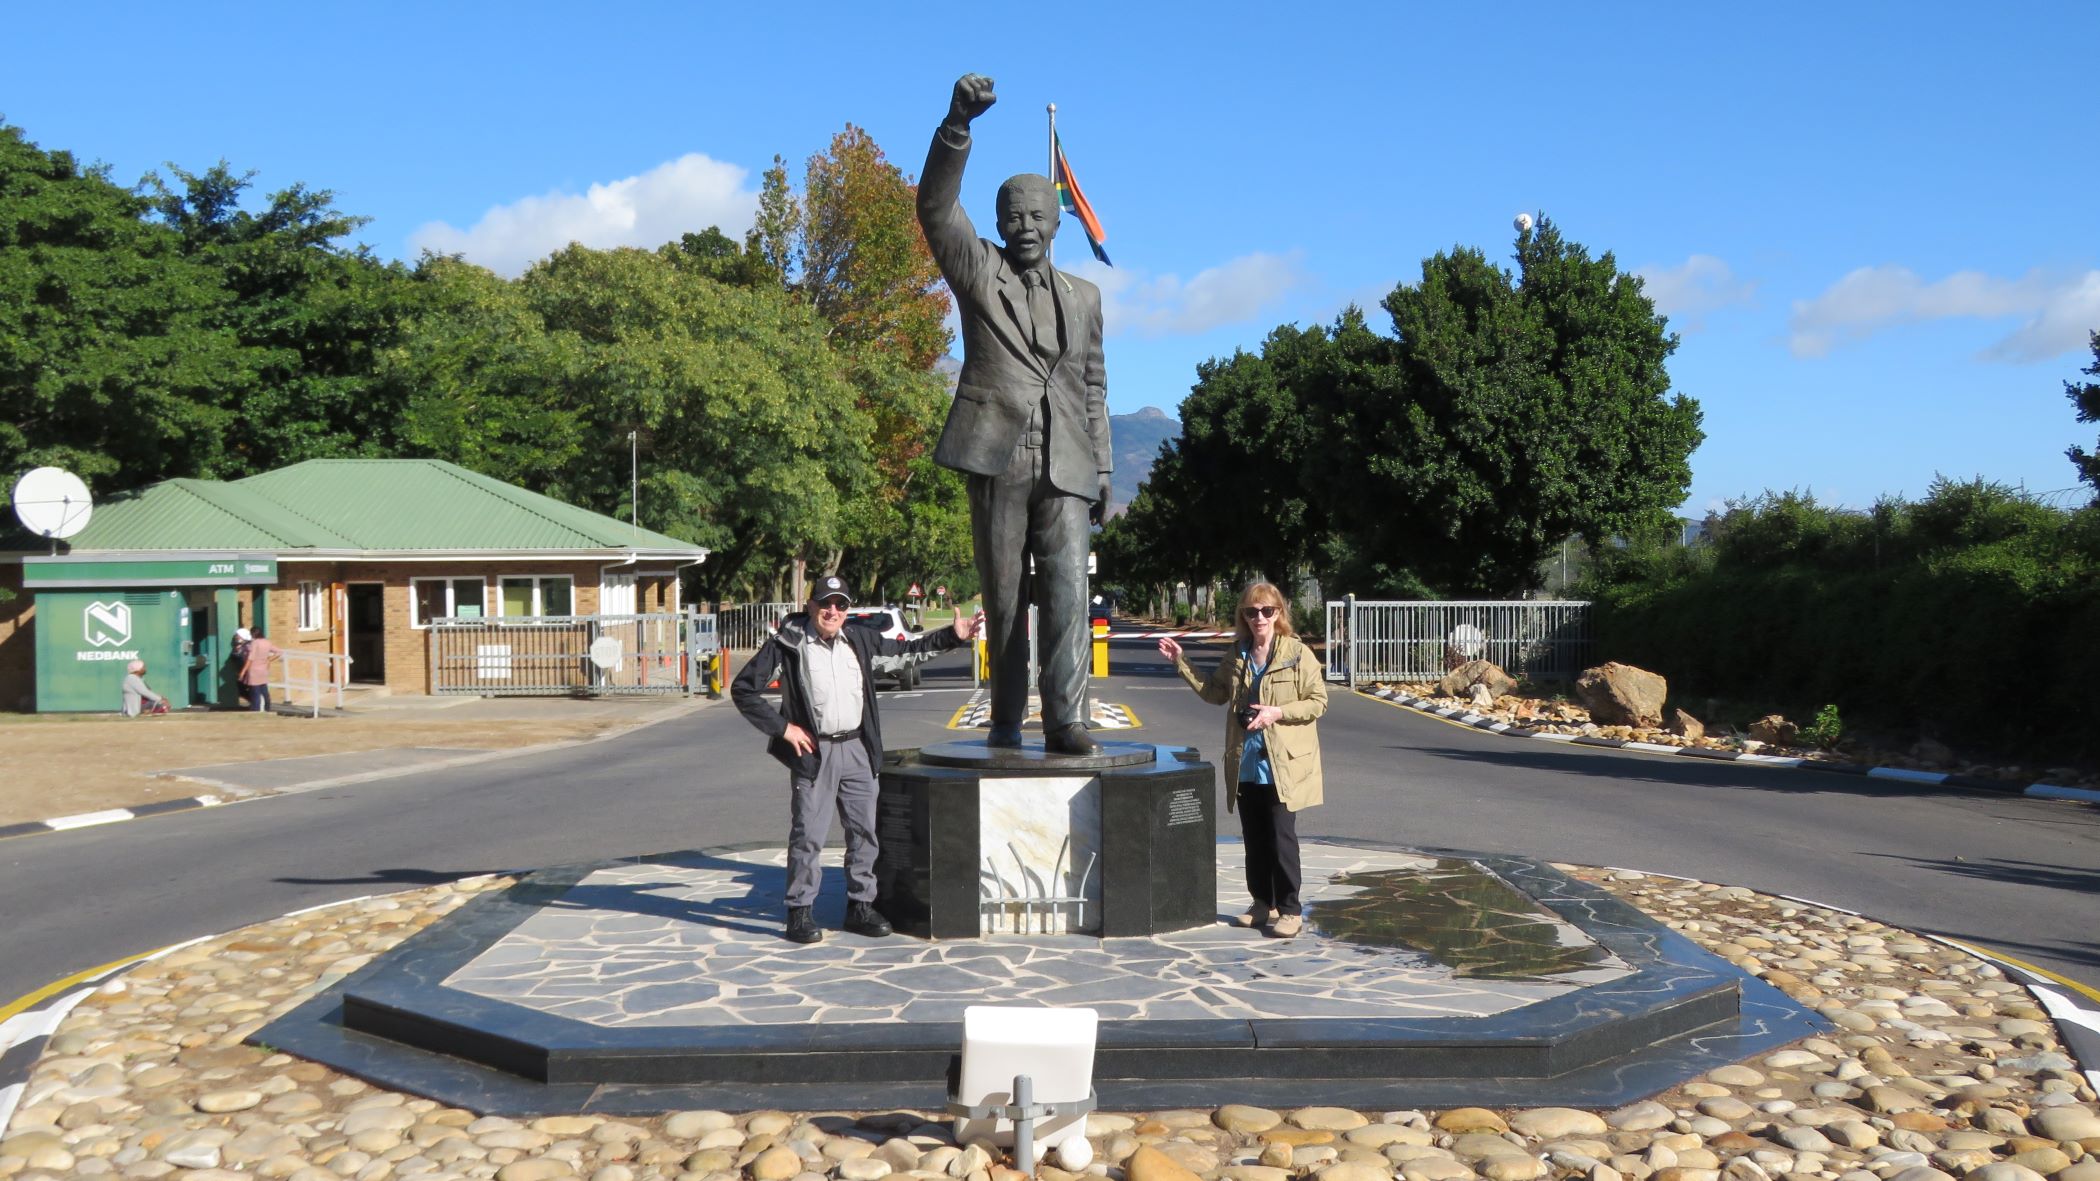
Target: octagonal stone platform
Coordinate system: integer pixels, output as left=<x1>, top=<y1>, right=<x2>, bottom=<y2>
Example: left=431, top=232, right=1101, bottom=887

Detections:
left=255, top=838, right=1826, bottom=1115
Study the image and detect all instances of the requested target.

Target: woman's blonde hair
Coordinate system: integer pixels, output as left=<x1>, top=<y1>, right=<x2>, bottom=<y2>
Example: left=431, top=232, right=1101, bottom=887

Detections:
left=1232, top=580, right=1294, bottom=647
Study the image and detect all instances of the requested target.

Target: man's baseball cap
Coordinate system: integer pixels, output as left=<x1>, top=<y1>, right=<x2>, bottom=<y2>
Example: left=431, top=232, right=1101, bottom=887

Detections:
left=811, top=575, right=854, bottom=606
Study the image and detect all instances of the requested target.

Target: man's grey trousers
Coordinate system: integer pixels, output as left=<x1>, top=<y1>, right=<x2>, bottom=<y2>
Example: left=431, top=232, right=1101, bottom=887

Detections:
left=787, top=736, right=879, bottom=908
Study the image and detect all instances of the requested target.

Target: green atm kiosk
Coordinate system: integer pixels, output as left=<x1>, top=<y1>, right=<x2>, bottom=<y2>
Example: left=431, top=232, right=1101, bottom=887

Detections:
left=24, top=554, right=278, bottom=713
left=33, top=590, right=191, bottom=711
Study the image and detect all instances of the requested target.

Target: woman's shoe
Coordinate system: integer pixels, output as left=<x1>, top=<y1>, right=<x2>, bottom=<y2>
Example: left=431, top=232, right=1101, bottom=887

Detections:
left=1232, top=905, right=1279, bottom=928
left=1267, top=912, right=1304, bottom=938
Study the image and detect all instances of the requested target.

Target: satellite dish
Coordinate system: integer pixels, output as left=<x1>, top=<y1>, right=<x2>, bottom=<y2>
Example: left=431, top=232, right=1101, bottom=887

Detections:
left=11, top=467, right=94, bottom=540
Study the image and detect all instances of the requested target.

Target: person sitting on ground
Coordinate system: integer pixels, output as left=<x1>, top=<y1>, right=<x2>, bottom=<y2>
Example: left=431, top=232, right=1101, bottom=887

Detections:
left=121, top=659, right=167, bottom=717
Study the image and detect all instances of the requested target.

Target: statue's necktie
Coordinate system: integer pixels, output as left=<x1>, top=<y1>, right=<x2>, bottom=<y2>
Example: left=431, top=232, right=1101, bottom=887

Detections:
left=1024, top=269, right=1055, bottom=359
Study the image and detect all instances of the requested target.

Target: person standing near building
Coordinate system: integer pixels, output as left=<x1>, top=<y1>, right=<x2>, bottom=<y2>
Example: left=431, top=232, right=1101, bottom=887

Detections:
left=242, top=629, right=280, bottom=712
left=732, top=575, right=983, bottom=944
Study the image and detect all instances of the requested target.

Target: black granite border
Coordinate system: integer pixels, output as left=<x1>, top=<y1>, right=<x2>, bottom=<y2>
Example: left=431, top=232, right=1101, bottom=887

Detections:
left=254, top=839, right=1830, bottom=1113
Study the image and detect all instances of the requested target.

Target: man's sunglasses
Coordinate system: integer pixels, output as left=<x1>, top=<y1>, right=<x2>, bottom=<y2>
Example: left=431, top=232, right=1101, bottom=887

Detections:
left=1241, top=605, right=1279, bottom=619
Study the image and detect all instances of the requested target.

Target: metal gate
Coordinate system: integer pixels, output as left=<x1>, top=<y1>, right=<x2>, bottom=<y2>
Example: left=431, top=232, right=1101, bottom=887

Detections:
left=1324, top=599, right=1592, bottom=686
left=428, top=610, right=718, bottom=696
left=716, top=601, right=796, bottom=650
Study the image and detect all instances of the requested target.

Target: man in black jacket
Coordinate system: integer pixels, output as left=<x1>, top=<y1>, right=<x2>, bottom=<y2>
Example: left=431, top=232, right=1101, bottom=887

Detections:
left=732, top=575, right=983, bottom=943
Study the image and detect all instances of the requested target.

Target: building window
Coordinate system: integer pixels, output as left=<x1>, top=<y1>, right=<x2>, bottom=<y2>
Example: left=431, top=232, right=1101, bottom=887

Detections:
left=498, top=576, right=572, bottom=619
left=297, top=582, right=325, bottom=631
left=412, top=577, right=488, bottom=627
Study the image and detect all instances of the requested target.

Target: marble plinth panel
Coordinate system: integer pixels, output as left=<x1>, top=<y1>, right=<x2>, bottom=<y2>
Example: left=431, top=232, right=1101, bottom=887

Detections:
left=978, top=775, right=1101, bottom=935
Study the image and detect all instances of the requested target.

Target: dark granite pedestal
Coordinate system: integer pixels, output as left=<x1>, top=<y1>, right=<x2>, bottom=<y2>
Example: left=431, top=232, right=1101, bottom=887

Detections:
left=252, top=840, right=1831, bottom=1115
left=873, top=741, right=1217, bottom=939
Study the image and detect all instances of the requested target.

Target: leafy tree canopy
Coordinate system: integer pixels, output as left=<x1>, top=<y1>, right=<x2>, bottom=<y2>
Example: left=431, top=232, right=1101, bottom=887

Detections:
left=1114, top=216, right=1704, bottom=600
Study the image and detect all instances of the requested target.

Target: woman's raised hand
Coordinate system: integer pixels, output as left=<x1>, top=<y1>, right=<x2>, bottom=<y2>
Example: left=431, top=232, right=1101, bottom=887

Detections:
left=1157, top=636, right=1183, bottom=663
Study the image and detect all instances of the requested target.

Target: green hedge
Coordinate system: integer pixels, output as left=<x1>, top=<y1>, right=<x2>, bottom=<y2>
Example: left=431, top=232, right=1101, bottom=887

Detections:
left=1585, top=483, right=2100, bottom=762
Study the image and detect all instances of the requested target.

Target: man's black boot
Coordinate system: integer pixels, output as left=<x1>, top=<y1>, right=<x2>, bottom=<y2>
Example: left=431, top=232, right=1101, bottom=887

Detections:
left=784, top=906, right=822, bottom=944
left=1045, top=723, right=1100, bottom=756
left=986, top=722, right=1024, bottom=748
left=844, top=900, right=893, bottom=938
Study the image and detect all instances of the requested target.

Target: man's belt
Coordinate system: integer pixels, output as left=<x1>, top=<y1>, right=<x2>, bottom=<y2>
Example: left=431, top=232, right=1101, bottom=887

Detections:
left=817, top=729, right=861, bottom=742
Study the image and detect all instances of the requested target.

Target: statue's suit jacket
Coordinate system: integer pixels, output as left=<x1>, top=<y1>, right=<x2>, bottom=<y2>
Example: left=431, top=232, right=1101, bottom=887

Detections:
left=918, top=127, right=1111, bottom=498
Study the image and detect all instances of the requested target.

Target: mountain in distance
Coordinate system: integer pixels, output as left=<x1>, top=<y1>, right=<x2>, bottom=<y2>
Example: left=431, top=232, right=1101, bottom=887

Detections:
left=1107, top=406, right=1179, bottom=517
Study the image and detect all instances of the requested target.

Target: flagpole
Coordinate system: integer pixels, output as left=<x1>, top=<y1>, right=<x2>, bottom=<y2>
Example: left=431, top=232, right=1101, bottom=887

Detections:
left=1046, top=101, right=1057, bottom=268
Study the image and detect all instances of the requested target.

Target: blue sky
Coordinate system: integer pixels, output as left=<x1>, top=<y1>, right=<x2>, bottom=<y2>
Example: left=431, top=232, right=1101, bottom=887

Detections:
left=7, top=3, right=2095, bottom=514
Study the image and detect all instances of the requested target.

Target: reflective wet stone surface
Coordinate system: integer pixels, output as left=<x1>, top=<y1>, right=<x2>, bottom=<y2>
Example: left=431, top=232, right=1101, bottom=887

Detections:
left=1311, top=858, right=1622, bottom=980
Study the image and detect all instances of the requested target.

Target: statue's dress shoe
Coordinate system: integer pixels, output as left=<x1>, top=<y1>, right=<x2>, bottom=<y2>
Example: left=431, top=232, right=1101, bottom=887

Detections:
left=986, top=722, right=1025, bottom=748
left=1044, top=724, right=1100, bottom=756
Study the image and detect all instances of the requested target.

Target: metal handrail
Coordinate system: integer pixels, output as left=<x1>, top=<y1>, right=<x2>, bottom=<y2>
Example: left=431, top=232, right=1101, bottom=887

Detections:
left=275, top=649, right=351, bottom=717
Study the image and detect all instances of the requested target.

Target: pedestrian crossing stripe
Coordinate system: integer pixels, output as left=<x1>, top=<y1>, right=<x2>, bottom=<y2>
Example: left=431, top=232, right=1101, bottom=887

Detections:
left=948, top=695, right=1139, bottom=731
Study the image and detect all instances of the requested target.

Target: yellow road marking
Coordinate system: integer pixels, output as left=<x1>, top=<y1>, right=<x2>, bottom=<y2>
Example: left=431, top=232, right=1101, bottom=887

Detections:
left=1938, top=937, right=2100, bottom=1004
left=0, top=949, right=163, bottom=1024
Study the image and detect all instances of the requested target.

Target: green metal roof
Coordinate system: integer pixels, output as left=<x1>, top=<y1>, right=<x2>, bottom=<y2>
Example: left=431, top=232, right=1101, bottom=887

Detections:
left=8, top=459, right=704, bottom=556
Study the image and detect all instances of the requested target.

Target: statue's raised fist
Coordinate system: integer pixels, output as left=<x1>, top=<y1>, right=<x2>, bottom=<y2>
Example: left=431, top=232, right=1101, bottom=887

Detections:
left=949, top=74, right=997, bottom=125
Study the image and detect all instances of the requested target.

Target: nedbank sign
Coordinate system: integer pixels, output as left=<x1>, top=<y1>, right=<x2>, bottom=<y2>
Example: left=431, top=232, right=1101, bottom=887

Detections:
left=22, top=554, right=278, bottom=588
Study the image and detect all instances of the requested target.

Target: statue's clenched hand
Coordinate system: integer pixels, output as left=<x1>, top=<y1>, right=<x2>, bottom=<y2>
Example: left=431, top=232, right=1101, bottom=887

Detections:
left=948, top=74, right=997, bottom=129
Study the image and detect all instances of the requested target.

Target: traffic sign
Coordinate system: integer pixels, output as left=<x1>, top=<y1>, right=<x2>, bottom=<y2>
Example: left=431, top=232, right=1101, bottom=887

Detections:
left=908, top=582, right=923, bottom=598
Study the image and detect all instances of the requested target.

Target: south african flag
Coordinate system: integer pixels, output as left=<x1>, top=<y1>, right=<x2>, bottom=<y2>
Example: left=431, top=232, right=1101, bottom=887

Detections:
left=1053, top=133, right=1111, bottom=266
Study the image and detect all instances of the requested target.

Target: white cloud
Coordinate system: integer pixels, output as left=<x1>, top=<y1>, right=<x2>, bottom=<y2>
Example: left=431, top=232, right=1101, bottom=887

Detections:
left=1636, top=254, right=1756, bottom=330
left=1066, top=251, right=1307, bottom=338
left=408, top=154, right=760, bottom=277
left=1789, top=265, right=2100, bottom=362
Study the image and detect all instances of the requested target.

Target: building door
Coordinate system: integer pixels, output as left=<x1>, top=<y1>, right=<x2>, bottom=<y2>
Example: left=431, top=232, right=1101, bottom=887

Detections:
left=185, top=590, right=218, bottom=706
left=346, top=583, right=386, bottom=683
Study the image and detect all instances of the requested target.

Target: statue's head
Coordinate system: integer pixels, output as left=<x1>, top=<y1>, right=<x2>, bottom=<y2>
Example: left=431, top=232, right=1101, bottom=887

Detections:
left=996, top=173, right=1059, bottom=270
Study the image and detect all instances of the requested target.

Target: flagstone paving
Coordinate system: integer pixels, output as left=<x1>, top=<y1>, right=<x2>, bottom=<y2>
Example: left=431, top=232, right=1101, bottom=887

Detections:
left=440, top=845, right=1631, bottom=1029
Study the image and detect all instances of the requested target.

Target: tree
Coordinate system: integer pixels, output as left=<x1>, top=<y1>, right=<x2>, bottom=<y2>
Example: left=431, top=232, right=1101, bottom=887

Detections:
left=2068, top=330, right=2100, bottom=497
left=1315, top=216, right=1702, bottom=595
left=142, top=163, right=413, bottom=471
left=0, top=124, right=247, bottom=487
left=1124, top=217, right=1702, bottom=600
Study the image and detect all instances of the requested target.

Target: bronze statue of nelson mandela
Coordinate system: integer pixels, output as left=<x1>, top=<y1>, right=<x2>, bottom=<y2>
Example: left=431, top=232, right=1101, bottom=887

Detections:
left=918, top=72, right=1112, bottom=756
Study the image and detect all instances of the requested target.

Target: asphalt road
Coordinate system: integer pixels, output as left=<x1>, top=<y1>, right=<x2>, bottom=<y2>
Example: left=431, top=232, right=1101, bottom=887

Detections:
left=3, top=635, right=2095, bottom=1012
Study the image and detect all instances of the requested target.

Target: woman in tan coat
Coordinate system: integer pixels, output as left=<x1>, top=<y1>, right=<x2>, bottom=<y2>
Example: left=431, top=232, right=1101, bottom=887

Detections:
left=1158, top=581, right=1327, bottom=937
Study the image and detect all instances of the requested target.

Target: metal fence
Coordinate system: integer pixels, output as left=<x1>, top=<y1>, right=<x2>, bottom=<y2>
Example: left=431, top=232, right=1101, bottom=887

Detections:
left=1324, top=599, right=1593, bottom=686
left=716, top=601, right=797, bottom=650
left=428, top=610, right=717, bottom=696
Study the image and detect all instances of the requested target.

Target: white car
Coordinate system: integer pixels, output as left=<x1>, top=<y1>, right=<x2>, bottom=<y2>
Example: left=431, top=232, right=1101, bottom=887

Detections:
left=846, top=606, right=934, bottom=689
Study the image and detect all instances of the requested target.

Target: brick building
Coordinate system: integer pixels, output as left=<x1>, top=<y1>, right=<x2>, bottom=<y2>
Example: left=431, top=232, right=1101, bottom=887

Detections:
left=0, top=459, right=709, bottom=709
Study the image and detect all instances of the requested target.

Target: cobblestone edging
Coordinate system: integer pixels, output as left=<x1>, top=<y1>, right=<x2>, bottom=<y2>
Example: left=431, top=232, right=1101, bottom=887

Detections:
left=3, top=868, right=2096, bottom=1181
left=1358, top=688, right=2100, bottom=806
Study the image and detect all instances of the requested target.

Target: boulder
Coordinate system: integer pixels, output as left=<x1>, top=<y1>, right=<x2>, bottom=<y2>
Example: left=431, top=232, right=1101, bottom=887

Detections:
left=1438, top=660, right=1518, bottom=700
left=1665, top=709, right=1705, bottom=740
left=1575, top=663, right=1668, bottom=728
left=1746, top=715, right=1799, bottom=746
left=1469, top=683, right=1497, bottom=709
